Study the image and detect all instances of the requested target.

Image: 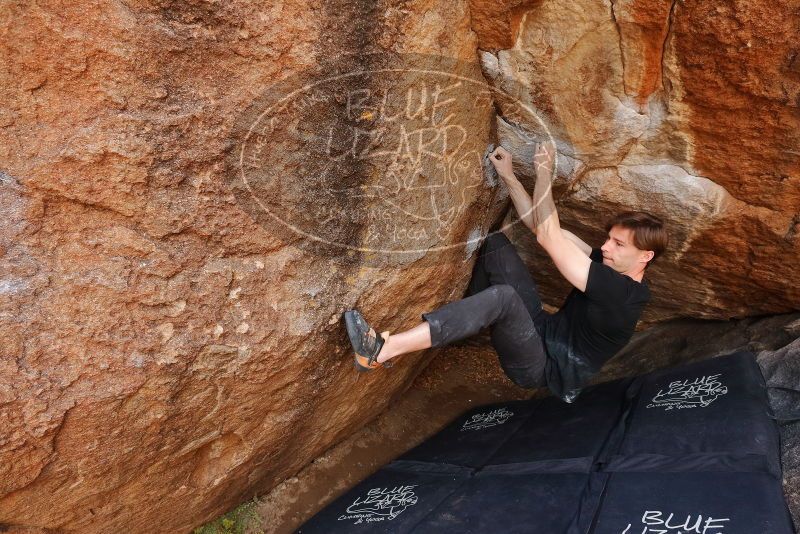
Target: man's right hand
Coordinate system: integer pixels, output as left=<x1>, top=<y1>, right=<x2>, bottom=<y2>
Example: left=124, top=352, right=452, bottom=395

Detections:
left=489, top=146, right=515, bottom=181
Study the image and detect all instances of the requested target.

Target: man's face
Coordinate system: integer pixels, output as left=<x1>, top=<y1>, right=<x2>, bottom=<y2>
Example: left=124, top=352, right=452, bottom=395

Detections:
left=600, top=225, right=653, bottom=274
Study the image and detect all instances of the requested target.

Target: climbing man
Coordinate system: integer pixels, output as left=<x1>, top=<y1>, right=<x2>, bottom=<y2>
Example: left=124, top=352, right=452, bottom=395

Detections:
left=344, top=142, right=669, bottom=403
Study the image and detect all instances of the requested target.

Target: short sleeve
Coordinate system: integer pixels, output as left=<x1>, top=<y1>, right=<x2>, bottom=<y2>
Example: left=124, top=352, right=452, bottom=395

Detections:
left=589, top=248, right=603, bottom=262
left=584, top=258, right=630, bottom=304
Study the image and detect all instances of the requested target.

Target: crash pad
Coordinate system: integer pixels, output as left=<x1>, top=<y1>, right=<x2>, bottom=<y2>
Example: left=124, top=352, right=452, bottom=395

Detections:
left=298, top=351, right=794, bottom=533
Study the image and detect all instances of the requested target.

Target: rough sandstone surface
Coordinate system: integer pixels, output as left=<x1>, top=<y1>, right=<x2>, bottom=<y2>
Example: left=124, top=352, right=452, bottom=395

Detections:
left=472, top=0, right=800, bottom=323
left=0, top=1, right=500, bottom=532
left=1, top=0, right=798, bottom=533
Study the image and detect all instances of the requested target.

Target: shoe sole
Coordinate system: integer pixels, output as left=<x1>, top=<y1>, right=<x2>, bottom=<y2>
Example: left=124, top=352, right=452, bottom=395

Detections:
left=344, top=310, right=382, bottom=372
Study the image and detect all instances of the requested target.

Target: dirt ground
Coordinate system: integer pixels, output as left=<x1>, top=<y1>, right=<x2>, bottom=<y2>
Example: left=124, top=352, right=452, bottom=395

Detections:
left=252, top=333, right=545, bottom=533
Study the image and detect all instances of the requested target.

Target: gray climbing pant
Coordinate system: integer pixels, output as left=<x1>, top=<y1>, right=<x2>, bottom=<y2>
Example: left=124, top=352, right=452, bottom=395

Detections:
left=421, top=232, right=549, bottom=388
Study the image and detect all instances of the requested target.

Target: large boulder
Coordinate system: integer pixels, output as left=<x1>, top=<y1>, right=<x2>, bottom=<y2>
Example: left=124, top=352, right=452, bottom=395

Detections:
left=0, top=1, right=504, bottom=532
left=472, top=0, right=800, bottom=323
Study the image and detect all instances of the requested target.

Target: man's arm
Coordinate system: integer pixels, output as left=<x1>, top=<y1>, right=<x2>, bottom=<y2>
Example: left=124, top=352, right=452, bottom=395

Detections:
left=561, top=228, right=592, bottom=256
left=488, top=149, right=591, bottom=256
left=530, top=143, right=592, bottom=291
left=489, top=144, right=592, bottom=292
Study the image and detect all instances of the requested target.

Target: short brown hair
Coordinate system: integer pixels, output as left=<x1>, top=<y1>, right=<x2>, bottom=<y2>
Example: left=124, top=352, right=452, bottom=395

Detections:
left=605, top=211, right=668, bottom=267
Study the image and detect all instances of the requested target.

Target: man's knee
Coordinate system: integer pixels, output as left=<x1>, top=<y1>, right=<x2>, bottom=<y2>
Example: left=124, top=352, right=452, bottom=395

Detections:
left=486, top=284, right=517, bottom=307
left=486, top=285, right=528, bottom=324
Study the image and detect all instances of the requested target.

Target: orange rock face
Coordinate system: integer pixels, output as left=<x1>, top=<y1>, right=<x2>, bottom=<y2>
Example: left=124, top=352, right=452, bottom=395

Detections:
left=0, top=1, right=505, bottom=532
left=477, top=0, right=800, bottom=322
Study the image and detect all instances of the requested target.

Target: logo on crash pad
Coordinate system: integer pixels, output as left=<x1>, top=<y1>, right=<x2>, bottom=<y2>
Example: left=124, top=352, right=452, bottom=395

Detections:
left=460, top=407, right=514, bottom=431
left=647, top=373, right=729, bottom=411
left=618, top=510, right=730, bottom=533
left=337, top=485, right=419, bottom=524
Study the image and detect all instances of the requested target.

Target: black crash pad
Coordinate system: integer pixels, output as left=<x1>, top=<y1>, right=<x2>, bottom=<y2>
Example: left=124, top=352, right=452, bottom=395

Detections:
left=398, top=399, right=538, bottom=468
left=590, top=471, right=794, bottom=534
left=297, top=462, right=471, bottom=533
left=615, top=351, right=782, bottom=476
left=298, top=351, right=795, bottom=533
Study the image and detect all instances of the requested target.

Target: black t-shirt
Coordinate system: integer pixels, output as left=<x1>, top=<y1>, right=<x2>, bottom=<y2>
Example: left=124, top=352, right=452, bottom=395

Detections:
left=540, top=248, right=651, bottom=403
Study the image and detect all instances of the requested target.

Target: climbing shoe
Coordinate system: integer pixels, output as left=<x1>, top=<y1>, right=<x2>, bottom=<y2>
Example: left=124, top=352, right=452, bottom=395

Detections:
left=343, top=309, right=391, bottom=372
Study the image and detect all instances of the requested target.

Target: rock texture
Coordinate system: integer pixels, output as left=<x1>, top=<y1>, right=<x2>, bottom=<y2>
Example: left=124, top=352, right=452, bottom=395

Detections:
left=2, top=0, right=798, bottom=532
left=473, top=0, right=800, bottom=323
left=0, top=1, right=502, bottom=532
left=760, top=333, right=800, bottom=524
